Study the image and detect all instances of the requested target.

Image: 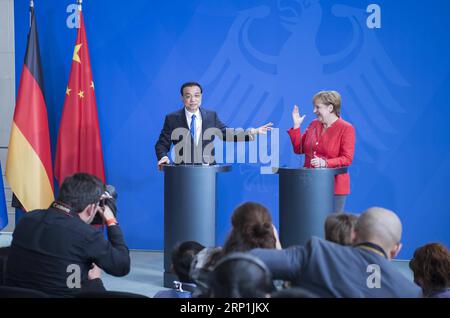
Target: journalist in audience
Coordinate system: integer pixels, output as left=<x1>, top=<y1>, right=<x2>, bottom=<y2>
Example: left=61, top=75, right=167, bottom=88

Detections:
left=5, top=173, right=130, bottom=297
left=208, top=252, right=275, bottom=298
left=223, top=202, right=281, bottom=253
left=251, top=207, right=422, bottom=297
left=201, top=202, right=281, bottom=269
left=324, top=213, right=358, bottom=245
left=154, top=240, right=205, bottom=298
left=190, top=202, right=281, bottom=297
left=409, top=243, right=450, bottom=298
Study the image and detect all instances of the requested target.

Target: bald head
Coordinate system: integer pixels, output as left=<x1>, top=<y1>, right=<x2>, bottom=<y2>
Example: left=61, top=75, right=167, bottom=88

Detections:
left=355, top=207, right=402, bottom=257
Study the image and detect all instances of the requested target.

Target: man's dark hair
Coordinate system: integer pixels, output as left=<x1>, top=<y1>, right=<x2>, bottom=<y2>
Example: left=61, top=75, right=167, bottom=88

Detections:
left=57, top=173, right=105, bottom=213
left=180, top=82, right=203, bottom=96
left=171, top=241, right=205, bottom=283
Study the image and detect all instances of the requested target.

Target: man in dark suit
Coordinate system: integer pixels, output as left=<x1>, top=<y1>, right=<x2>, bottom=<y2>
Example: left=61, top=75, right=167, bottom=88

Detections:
left=5, top=173, right=130, bottom=297
left=155, top=82, right=273, bottom=169
left=251, top=207, right=422, bottom=298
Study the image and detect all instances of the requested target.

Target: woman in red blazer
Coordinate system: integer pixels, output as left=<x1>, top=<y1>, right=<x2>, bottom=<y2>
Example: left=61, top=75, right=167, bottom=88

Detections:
left=287, top=91, right=355, bottom=212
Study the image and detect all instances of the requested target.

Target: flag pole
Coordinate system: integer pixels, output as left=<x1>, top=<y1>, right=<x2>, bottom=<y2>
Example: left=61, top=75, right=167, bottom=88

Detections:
left=76, top=0, right=82, bottom=29
left=29, top=0, right=34, bottom=27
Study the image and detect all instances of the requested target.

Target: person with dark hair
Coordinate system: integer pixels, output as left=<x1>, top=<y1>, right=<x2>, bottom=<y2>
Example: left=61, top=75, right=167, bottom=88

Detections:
left=409, top=243, right=450, bottom=298
left=155, top=82, right=273, bottom=169
left=190, top=202, right=280, bottom=297
left=251, top=207, right=422, bottom=297
left=154, top=240, right=205, bottom=298
left=5, top=173, right=130, bottom=297
left=324, top=213, right=358, bottom=245
left=203, top=202, right=281, bottom=270
left=223, top=202, right=280, bottom=254
left=208, top=252, right=275, bottom=298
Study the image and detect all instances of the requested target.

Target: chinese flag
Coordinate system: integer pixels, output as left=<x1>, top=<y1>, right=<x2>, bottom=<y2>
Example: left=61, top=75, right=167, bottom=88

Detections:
left=55, top=9, right=105, bottom=185
left=6, top=5, right=54, bottom=212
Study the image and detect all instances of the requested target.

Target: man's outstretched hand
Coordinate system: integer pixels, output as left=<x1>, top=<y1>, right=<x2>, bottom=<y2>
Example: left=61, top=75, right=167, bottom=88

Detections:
left=253, top=122, right=274, bottom=135
left=157, top=156, right=170, bottom=171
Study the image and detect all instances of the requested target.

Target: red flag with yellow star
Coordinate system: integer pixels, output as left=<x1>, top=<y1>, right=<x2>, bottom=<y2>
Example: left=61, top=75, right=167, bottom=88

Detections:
left=55, top=9, right=105, bottom=185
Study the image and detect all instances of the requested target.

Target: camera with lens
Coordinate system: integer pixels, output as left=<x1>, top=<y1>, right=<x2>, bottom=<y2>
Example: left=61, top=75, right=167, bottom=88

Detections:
left=92, top=184, right=118, bottom=225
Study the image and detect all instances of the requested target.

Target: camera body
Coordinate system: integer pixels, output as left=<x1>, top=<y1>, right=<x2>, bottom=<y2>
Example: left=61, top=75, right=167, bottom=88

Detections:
left=92, top=184, right=118, bottom=225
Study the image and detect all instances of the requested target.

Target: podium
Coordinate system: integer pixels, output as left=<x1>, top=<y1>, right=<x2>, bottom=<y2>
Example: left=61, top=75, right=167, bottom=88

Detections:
left=276, top=167, right=348, bottom=247
left=162, top=164, right=231, bottom=287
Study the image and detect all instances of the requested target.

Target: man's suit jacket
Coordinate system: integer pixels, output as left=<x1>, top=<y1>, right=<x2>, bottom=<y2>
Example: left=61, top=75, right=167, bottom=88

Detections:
left=251, top=237, right=422, bottom=298
left=5, top=208, right=130, bottom=297
left=155, top=107, right=251, bottom=164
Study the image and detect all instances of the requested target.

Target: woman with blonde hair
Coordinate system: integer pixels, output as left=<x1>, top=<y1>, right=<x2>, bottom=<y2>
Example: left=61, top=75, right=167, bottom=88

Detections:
left=288, top=91, right=356, bottom=212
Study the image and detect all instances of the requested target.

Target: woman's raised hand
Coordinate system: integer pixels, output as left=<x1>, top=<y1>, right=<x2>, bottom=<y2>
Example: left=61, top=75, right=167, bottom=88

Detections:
left=292, top=105, right=306, bottom=129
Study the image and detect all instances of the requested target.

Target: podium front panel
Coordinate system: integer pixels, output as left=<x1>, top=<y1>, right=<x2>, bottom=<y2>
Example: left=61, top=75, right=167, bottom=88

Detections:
left=277, top=167, right=347, bottom=247
left=162, top=165, right=231, bottom=287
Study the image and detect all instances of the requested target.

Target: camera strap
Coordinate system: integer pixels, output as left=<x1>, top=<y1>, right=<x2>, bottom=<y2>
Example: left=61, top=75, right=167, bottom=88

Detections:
left=50, top=201, right=74, bottom=218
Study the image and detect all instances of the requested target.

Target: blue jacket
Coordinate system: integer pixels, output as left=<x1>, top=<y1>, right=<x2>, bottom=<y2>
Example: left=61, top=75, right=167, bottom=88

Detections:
left=251, top=237, right=422, bottom=298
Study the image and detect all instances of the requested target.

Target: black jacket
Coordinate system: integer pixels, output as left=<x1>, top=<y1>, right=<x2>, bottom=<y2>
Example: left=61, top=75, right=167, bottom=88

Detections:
left=155, top=107, right=252, bottom=164
left=5, top=208, right=130, bottom=297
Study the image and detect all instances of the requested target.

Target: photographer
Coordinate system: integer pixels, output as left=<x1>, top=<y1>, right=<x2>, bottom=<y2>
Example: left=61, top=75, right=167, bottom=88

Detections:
left=5, top=173, right=130, bottom=297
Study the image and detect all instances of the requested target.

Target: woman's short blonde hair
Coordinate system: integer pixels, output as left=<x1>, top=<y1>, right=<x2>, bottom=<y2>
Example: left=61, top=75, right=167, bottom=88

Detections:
left=313, top=91, right=342, bottom=116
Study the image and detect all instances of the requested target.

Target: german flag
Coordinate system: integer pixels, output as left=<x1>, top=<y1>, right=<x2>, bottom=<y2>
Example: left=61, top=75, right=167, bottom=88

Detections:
left=6, top=4, right=54, bottom=212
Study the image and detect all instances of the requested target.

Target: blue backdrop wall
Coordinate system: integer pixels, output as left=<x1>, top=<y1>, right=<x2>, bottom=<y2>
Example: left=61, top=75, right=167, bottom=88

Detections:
left=14, top=0, right=450, bottom=258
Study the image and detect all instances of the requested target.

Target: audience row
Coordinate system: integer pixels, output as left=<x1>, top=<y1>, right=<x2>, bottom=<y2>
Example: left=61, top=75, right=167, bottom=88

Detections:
left=0, top=173, right=449, bottom=298
left=156, top=204, right=450, bottom=298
